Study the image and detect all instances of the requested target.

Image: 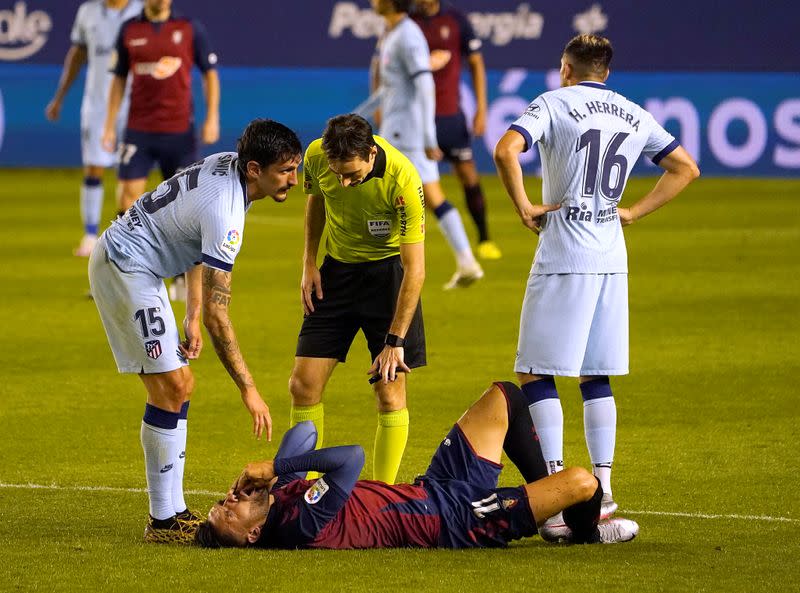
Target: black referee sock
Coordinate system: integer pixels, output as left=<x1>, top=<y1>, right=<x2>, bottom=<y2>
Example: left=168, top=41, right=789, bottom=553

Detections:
left=498, top=381, right=549, bottom=483
left=562, top=477, right=603, bottom=543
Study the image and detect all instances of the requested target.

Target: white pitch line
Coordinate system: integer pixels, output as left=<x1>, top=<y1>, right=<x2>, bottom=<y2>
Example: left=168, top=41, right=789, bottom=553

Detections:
left=620, top=509, right=799, bottom=523
left=0, top=482, right=221, bottom=497
left=1, top=482, right=797, bottom=524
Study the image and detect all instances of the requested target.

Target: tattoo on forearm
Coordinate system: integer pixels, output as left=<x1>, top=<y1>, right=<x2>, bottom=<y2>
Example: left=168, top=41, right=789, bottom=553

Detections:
left=202, top=266, right=253, bottom=389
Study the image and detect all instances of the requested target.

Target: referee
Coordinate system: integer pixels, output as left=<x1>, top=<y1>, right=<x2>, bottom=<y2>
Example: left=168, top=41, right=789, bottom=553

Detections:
left=288, top=114, right=426, bottom=484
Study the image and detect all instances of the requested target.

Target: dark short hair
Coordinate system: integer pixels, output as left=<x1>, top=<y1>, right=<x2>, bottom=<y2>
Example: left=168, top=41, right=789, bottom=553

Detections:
left=388, top=0, right=412, bottom=12
left=321, top=114, right=376, bottom=162
left=194, top=520, right=242, bottom=549
left=563, top=34, right=613, bottom=76
left=236, top=119, right=302, bottom=173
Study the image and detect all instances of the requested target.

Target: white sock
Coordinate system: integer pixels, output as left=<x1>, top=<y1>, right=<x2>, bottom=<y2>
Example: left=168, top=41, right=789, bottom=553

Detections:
left=140, top=421, right=180, bottom=520
left=584, top=397, right=616, bottom=495
left=80, top=180, right=104, bottom=235
left=172, top=418, right=188, bottom=514
left=436, top=205, right=476, bottom=267
left=528, top=399, right=564, bottom=475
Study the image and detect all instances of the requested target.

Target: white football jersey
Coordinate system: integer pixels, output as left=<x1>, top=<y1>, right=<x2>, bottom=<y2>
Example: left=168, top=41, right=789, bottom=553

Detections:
left=104, top=152, right=252, bottom=279
left=377, top=16, right=437, bottom=151
left=510, top=81, right=678, bottom=274
left=70, top=0, right=142, bottom=119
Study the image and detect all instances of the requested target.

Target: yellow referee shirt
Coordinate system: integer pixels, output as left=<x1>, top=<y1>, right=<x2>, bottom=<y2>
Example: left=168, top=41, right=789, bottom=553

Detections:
left=303, top=136, right=426, bottom=263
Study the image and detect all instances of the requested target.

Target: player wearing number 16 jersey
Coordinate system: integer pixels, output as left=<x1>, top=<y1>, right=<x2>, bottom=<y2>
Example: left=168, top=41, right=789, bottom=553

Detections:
left=493, top=35, right=699, bottom=525
left=88, top=119, right=302, bottom=543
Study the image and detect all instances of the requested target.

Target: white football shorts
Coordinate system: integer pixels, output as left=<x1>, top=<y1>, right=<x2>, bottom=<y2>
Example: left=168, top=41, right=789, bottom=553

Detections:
left=88, top=235, right=188, bottom=374
left=403, top=149, right=440, bottom=184
left=80, top=108, right=124, bottom=168
left=515, top=273, right=629, bottom=377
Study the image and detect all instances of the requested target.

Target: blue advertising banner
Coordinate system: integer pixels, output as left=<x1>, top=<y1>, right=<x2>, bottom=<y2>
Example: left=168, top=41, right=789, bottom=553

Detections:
left=1, top=64, right=798, bottom=175
left=0, top=1, right=797, bottom=70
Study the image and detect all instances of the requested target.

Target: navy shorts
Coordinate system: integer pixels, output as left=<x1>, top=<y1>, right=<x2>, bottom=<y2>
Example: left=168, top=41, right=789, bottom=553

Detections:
left=118, top=128, right=198, bottom=180
left=435, top=112, right=473, bottom=163
left=296, top=255, right=426, bottom=367
left=419, top=425, right=537, bottom=548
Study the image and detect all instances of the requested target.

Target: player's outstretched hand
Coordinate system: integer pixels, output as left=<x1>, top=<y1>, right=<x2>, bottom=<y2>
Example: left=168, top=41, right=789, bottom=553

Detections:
left=232, top=460, right=276, bottom=494
left=367, top=345, right=410, bottom=385
left=179, top=316, right=203, bottom=359
left=242, top=389, right=272, bottom=441
left=301, top=263, right=323, bottom=316
left=44, top=99, right=61, bottom=122
left=519, top=202, right=562, bottom=234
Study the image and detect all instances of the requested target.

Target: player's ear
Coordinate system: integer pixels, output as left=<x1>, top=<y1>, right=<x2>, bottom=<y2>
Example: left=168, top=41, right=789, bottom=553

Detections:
left=246, top=525, right=262, bottom=544
left=245, top=160, right=261, bottom=180
left=602, top=68, right=610, bottom=82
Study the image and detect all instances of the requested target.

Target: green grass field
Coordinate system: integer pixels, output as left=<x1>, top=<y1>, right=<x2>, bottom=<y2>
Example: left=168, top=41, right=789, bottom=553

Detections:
left=1, top=170, right=798, bottom=592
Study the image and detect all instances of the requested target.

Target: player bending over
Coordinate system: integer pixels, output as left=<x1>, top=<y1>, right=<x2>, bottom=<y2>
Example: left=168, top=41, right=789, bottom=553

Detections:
left=196, top=382, right=639, bottom=549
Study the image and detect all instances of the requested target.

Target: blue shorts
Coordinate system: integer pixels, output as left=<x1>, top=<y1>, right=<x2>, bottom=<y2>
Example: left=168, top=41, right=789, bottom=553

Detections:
left=436, top=112, right=473, bottom=163
left=419, top=425, right=537, bottom=548
left=117, top=128, right=197, bottom=180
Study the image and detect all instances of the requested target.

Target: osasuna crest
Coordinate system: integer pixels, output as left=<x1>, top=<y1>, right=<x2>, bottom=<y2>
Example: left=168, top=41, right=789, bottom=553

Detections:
left=304, top=478, right=329, bottom=505
left=440, top=25, right=450, bottom=40
left=172, top=30, right=183, bottom=45
left=145, top=340, right=162, bottom=359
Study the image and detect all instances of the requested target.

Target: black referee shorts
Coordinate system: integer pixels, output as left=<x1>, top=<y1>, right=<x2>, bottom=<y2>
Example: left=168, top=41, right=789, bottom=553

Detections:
left=295, top=255, right=426, bottom=368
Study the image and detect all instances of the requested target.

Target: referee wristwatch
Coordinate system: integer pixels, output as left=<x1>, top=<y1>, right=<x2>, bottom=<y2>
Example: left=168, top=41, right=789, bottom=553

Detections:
left=384, top=333, right=406, bottom=348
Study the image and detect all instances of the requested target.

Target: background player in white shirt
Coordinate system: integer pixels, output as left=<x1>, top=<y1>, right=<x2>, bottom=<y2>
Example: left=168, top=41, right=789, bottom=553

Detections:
left=358, top=0, right=482, bottom=289
left=45, top=0, right=142, bottom=257
left=493, top=34, right=699, bottom=537
left=88, top=119, right=302, bottom=543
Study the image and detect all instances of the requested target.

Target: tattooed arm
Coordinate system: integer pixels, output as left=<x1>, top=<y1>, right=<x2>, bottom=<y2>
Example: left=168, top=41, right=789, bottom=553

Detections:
left=202, top=265, right=272, bottom=440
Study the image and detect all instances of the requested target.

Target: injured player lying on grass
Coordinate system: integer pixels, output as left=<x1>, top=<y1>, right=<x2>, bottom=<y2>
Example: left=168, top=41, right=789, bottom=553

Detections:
left=193, top=381, right=639, bottom=549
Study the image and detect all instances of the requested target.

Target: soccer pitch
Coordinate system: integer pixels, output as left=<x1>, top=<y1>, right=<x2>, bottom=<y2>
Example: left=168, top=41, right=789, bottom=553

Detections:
left=1, top=171, right=798, bottom=592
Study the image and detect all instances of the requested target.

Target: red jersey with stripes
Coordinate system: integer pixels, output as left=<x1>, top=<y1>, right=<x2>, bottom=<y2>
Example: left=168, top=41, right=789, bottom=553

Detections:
left=258, top=479, right=440, bottom=549
left=113, top=10, right=216, bottom=133
left=412, top=3, right=482, bottom=116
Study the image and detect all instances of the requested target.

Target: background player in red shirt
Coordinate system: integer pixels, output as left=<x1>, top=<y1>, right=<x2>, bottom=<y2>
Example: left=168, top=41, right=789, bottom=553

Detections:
left=102, top=0, right=220, bottom=300
left=412, top=0, right=501, bottom=260
left=195, top=381, right=639, bottom=548
left=102, top=0, right=219, bottom=215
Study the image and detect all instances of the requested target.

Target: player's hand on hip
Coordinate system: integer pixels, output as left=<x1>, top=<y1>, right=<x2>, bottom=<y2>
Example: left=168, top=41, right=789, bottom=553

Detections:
left=617, top=206, right=635, bottom=226
left=242, top=388, right=272, bottom=441
left=520, top=202, right=561, bottom=234
left=472, top=110, right=486, bottom=137
left=368, top=345, right=411, bottom=385
left=101, top=128, right=116, bottom=153
left=301, top=263, right=323, bottom=315
left=201, top=117, right=220, bottom=145
left=44, top=99, right=61, bottom=122
left=425, top=146, right=444, bottom=162
left=179, top=316, right=203, bottom=359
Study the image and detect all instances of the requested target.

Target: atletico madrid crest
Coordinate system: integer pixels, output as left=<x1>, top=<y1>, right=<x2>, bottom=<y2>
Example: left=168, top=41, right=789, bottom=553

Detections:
left=145, top=340, right=162, bottom=359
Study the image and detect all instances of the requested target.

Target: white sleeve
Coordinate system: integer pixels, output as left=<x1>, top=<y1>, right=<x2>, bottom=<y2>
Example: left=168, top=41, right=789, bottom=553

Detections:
left=508, top=96, right=552, bottom=152
left=200, top=206, right=243, bottom=272
left=70, top=4, right=87, bottom=46
left=642, top=112, right=679, bottom=164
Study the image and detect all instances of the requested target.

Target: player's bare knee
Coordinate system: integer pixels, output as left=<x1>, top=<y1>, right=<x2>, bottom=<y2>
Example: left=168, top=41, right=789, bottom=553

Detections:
left=375, top=385, right=406, bottom=412
left=288, top=374, right=322, bottom=406
left=564, top=467, right=597, bottom=499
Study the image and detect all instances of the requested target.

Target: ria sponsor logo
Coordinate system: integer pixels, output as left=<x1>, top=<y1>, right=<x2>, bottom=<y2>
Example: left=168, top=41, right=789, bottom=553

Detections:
left=0, top=2, right=52, bottom=61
